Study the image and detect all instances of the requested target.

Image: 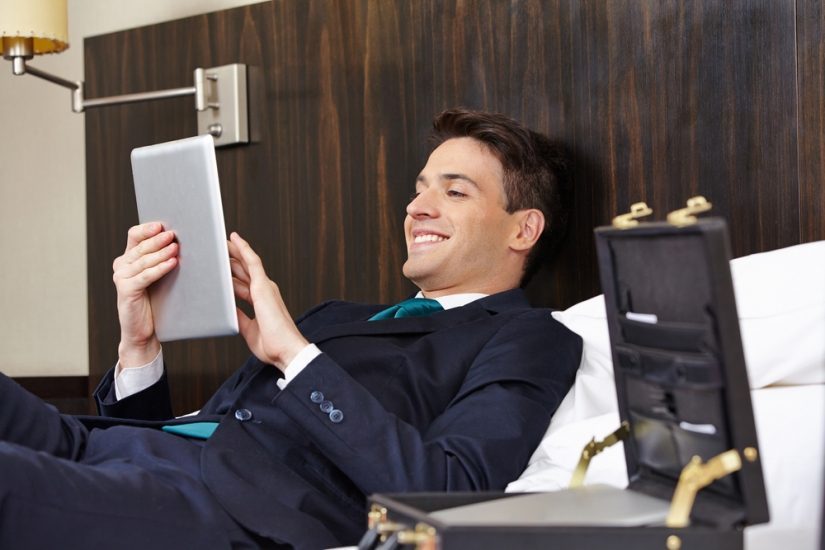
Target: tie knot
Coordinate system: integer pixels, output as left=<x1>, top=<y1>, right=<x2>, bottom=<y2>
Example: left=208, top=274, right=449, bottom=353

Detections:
left=368, top=298, right=444, bottom=321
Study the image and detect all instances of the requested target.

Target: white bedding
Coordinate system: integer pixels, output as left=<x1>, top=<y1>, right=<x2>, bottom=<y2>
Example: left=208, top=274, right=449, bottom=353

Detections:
left=508, top=240, right=825, bottom=549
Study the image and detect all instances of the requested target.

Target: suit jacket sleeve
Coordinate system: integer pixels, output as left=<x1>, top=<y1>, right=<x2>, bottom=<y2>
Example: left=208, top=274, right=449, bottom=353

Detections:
left=93, top=366, right=175, bottom=420
left=275, top=309, right=582, bottom=495
left=93, top=356, right=262, bottom=421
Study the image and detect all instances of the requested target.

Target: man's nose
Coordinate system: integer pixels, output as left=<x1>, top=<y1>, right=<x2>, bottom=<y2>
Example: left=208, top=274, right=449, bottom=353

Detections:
left=406, top=189, right=438, bottom=218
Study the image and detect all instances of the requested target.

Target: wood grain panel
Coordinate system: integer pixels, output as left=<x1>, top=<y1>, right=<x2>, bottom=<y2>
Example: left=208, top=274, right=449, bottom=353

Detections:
left=565, top=0, right=800, bottom=256
left=797, top=0, right=825, bottom=244
left=85, top=0, right=809, bottom=414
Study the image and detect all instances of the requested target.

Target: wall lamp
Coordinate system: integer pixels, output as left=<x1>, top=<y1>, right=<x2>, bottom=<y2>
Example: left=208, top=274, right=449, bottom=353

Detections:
left=0, top=0, right=248, bottom=147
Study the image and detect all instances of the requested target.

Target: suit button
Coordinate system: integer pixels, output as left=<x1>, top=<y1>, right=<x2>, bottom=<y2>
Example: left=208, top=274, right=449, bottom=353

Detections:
left=329, top=409, right=344, bottom=423
left=234, top=408, right=253, bottom=421
left=310, top=391, right=324, bottom=403
left=319, top=400, right=334, bottom=413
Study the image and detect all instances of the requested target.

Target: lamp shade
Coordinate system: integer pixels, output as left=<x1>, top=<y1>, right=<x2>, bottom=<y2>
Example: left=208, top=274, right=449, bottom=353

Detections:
left=0, top=0, right=68, bottom=55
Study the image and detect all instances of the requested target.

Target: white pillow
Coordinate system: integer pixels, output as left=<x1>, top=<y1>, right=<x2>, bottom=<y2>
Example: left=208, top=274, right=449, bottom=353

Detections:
left=731, top=241, right=825, bottom=387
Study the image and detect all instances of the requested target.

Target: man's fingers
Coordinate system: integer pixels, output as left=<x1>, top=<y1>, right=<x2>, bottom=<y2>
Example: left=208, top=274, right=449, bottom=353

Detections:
left=227, top=238, right=253, bottom=284
left=227, top=238, right=240, bottom=260
left=233, top=277, right=251, bottom=302
left=230, top=232, right=268, bottom=280
left=116, top=242, right=179, bottom=281
left=125, top=230, right=176, bottom=264
left=125, top=222, right=164, bottom=251
left=120, top=257, right=178, bottom=290
left=229, top=258, right=250, bottom=285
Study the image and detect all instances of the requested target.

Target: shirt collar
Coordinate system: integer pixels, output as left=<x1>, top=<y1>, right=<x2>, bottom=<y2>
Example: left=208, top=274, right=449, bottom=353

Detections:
left=413, top=291, right=488, bottom=310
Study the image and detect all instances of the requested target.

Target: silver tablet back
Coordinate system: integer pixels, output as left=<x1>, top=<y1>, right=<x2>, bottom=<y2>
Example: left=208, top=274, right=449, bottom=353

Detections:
left=131, top=135, right=238, bottom=342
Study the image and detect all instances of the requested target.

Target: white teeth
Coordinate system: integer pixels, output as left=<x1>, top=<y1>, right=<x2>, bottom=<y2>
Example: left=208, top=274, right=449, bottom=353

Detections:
left=413, top=234, right=447, bottom=244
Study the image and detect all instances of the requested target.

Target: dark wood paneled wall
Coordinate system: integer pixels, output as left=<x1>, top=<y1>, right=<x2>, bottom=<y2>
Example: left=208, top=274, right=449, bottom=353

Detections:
left=797, top=0, right=825, bottom=244
left=85, top=1, right=825, bottom=415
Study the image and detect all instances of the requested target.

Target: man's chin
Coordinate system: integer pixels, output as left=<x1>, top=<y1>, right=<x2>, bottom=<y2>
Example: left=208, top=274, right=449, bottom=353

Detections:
left=402, top=261, right=432, bottom=286
left=401, top=261, right=415, bottom=281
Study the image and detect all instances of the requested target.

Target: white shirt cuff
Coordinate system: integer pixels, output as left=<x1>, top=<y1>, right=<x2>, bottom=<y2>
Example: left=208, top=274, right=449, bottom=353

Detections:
left=276, top=343, right=321, bottom=390
left=114, top=349, right=164, bottom=401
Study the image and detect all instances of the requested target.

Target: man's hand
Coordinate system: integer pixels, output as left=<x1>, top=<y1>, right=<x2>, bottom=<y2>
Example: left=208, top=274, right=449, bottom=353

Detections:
left=228, top=232, right=309, bottom=371
left=112, top=222, right=179, bottom=369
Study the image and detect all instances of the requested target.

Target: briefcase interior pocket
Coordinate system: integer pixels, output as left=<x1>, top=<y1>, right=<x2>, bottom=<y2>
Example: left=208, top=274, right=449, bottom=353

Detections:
left=618, top=316, right=715, bottom=353
left=625, top=373, right=732, bottom=491
left=615, top=344, right=722, bottom=385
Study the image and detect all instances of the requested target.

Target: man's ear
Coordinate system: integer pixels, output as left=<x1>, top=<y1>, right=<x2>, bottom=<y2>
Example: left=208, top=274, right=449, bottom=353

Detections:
left=510, top=209, right=545, bottom=252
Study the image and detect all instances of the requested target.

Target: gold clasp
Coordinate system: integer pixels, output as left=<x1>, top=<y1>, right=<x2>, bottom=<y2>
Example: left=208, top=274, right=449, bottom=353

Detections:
left=397, top=523, right=438, bottom=550
left=612, top=202, right=654, bottom=229
left=666, top=196, right=712, bottom=227
left=368, top=504, right=411, bottom=543
left=367, top=504, right=388, bottom=530
left=665, top=449, right=742, bottom=527
left=569, top=422, right=630, bottom=488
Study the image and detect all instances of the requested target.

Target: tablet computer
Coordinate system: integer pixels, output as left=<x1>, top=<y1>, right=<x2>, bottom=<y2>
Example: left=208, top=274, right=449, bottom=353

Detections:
left=130, top=134, right=238, bottom=342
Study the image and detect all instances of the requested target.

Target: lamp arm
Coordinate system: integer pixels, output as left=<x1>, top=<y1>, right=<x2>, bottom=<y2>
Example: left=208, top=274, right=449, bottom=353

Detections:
left=6, top=54, right=246, bottom=146
left=17, top=60, right=79, bottom=90
left=13, top=58, right=208, bottom=114
left=83, top=86, right=197, bottom=110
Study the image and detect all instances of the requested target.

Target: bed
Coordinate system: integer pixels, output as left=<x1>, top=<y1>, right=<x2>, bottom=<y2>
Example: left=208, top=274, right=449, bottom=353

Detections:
left=508, top=240, right=825, bottom=549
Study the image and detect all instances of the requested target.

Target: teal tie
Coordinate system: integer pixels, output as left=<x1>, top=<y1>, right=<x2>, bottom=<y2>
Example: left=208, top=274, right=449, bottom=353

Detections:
left=368, top=298, right=444, bottom=321
left=162, top=422, right=218, bottom=440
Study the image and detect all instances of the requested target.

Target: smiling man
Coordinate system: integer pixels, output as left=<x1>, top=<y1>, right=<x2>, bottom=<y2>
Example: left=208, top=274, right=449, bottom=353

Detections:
left=0, top=109, right=582, bottom=549
left=404, top=136, right=545, bottom=296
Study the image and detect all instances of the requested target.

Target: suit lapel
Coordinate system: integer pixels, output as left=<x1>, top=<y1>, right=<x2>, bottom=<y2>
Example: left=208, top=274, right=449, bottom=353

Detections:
left=304, top=289, right=530, bottom=344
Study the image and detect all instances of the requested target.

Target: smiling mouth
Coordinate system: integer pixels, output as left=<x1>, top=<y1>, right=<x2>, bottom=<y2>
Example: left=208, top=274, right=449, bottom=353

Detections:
left=413, top=234, right=449, bottom=244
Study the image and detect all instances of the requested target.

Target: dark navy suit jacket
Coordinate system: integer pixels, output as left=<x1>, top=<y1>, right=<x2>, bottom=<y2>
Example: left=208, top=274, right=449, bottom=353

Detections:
left=92, top=289, right=582, bottom=548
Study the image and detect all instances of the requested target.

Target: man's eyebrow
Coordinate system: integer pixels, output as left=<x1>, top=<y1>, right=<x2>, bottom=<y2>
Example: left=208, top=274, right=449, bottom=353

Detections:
left=416, top=173, right=479, bottom=187
left=442, top=173, right=479, bottom=187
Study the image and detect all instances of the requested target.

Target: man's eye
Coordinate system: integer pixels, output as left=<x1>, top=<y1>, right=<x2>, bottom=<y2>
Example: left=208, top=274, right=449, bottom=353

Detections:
left=447, top=190, right=467, bottom=198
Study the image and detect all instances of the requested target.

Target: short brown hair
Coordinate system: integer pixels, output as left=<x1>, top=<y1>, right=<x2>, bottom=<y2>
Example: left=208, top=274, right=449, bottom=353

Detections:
left=429, top=108, right=571, bottom=286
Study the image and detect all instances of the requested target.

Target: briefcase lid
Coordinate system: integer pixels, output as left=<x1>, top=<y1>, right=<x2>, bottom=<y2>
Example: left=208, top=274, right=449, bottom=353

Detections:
left=594, top=217, right=769, bottom=528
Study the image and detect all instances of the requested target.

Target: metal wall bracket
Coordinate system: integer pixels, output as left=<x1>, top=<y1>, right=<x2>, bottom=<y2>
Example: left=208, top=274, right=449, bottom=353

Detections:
left=196, top=63, right=248, bottom=147
left=5, top=44, right=249, bottom=147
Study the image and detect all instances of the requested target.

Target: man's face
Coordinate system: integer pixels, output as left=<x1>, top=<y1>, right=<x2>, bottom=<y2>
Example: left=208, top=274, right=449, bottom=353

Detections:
left=403, top=137, right=523, bottom=296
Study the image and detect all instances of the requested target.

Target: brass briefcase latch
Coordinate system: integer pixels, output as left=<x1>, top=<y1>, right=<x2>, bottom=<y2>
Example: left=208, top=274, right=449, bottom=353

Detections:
left=365, top=504, right=413, bottom=546
left=397, top=523, right=438, bottom=550
left=367, top=504, right=388, bottom=530
left=612, top=202, right=653, bottom=229
left=569, top=422, right=630, bottom=488
left=667, top=196, right=712, bottom=227
left=665, top=449, right=742, bottom=527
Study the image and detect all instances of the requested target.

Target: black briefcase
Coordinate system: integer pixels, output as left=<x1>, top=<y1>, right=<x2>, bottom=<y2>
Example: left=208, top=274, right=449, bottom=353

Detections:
left=362, top=200, right=769, bottom=550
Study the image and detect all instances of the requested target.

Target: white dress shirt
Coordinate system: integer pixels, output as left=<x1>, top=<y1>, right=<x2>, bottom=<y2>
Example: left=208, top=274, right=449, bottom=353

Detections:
left=114, top=293, right=487, bottom=401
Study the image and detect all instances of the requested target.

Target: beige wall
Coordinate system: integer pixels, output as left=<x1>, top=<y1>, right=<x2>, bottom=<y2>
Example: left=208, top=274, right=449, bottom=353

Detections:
left=0, top=0, right=267, bottom=377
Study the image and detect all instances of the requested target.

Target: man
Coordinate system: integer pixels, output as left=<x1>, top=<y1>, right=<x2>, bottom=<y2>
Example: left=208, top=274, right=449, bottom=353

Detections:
left=0, top=109, right=581, bottom=549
